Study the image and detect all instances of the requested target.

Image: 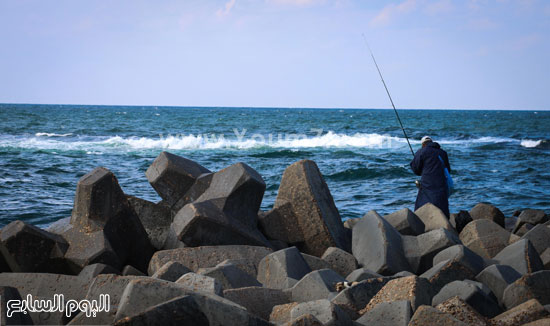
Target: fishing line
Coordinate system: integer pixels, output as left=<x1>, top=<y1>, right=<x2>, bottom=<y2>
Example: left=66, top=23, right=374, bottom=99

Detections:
left=362, top=34, right=415, bottom=157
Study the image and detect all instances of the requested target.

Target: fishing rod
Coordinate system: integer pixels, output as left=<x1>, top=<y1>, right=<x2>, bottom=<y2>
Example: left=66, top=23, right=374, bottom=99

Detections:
left=362, top=34, right=415, bottom=157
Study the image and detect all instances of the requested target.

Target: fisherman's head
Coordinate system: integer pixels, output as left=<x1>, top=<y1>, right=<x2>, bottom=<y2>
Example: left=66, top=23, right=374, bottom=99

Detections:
left=421, top=136, right=433, bottom=148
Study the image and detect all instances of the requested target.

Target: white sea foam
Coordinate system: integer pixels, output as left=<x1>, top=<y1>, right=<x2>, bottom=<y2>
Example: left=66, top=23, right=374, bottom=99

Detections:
left=0, top=132, right=542, bottom=152
left=35, top=132, right=73, bottom=137
left=520, top=139, right=542, bottom=148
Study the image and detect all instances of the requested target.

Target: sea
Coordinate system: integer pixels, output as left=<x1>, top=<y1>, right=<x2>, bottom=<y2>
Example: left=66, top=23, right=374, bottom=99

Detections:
left=0, top=104, right=549, bottom=228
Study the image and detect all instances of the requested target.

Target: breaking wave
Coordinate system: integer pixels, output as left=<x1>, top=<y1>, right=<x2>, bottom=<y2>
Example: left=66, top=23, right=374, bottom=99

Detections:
left=0, top=132, right=546, bottom=152
left=35, top=132, right=73, bottom=137
left=520, top=139, right=549, bottom=149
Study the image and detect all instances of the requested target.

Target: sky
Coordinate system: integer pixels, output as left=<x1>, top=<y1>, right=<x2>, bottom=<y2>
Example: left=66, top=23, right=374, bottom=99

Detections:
left=0, top=0, right=549, bottom=110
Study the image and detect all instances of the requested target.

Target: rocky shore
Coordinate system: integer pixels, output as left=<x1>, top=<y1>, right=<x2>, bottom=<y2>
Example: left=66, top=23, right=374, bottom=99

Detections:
left=0, top=151, right=549, bottom=325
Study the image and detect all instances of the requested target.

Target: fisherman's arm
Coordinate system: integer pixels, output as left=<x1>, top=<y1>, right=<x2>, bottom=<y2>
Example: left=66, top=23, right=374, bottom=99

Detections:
left=410, top=151, right=423, bottom=176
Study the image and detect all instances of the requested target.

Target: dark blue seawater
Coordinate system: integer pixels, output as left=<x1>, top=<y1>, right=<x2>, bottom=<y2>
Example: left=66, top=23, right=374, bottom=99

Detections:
left=1, top=104, right=549, bottom=228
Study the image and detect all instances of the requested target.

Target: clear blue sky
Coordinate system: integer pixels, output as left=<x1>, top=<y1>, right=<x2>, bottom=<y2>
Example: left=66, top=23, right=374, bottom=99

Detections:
left=0, top=0, right=548, bottom=110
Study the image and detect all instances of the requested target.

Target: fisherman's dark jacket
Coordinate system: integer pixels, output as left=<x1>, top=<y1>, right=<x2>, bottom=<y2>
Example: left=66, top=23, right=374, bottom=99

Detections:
left=410, top=142, right=451, bottom=217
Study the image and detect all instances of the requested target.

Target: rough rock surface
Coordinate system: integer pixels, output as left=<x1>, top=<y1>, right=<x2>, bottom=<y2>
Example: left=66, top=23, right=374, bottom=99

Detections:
left=145, top=151, right=211, bottom=207
left=176, top=272, right=223, bottom=296
left=0, top=286, right=34, bottom=325
left=450, top=211, right=473, bottom=234
left=361, top=276, right=437, bottom=313
left=127, top=195, right=172, bottom=250
left=420, top=259, right=478, bottom=291
left=415, top=203, right=455, bottom=232
left=199, top=261, right=262, bottom=289
left=493, top=238, right=543, bottom=275
left=475, top=264, right=521, bottom=305
left=409, top=305, right=467, bottom=326
left=113, top=295, right=210, bottom=326
left=171, top=200, right=272, bottom=248
left=257, top=247, right=311, bottom=290
left=352, top=210, right=411, bottom=275
left=383, top=208, right=425, bottom=236
left=459, top=219, right=514, bottom=258
left=432, top=280, right=501, bottom=318
left=223, top=286, right=290, bottom=321
left=321, top=247, right=357, bottom=278
left=70, top=167, right=155, bottom=273
left=148, top=245, right=272, bottom=275
left=432, top=244, right=486, bottom=276
left=268, top=160, right=351, bottom=256
left=290, top=299, right=352, bottom=326
left=470, top=202, right=506, bottom=228
left=513, top=209, right=549, bottom=233
left=435, top=296, right=487, bottom=326
left=151, top=261, right=191, bottom=282
left=503, top=271, right=550, bottom=310
left=0, top=220, right=69, bottom=273
left=521, top=224, right=550, bottom=255
left=331, top=276, right=396, bottom=313
left=345, top=268, right=382, bottom=283
left=490, top=298, right=549, bottom=326
left=356, top=300, right=412, bottom=326
left=290, top=269, right=345, bottom=303
left=414, top=228, right=462, bottom=273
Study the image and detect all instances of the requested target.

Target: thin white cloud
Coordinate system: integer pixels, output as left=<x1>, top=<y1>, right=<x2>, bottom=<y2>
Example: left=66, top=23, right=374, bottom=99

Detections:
left=267, top=0, right=326, bottom=6
left=370, top=0, right=418, bottom=27
left=424, top=0, right=454, bottom=15
left=465, top=18, right=498, bottom=31
left=216, top=0, right=237, bottom=17
left=510, top=34, right=541, bottom=51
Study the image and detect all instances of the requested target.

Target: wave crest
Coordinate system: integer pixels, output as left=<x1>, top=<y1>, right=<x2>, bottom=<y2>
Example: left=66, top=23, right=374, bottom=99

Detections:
left=1, top=132, right=547, bottom=152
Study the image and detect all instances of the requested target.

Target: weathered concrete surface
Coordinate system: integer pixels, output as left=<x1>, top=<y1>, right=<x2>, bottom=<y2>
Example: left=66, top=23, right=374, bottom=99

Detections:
left=0, top=220, right=70, bottom=273
left=470, top=202, right=506, bottom=228
left=490, top=299, right=548, bottom=326
left=290, top=299, right=352, bottom=326
left=0, top=273, right=90, bottom=325
left=127, top=195, right=172, bottom=250
left=415, top=203, right=455, bottom=233
left=145, top=151, right=211, bottom=207
left=384, top=208, right=425, bottom=236
left=113, top=295, right=209, bottom=326
left=493, top=239, right=543, bottom=275
left=475, top=264, right=521, bottom=305
left=289, top=269, right=345, bottom=303
left=171, top=200, right=272, bottom=248
left=459, top=219, right=514, bottom=259
left=321, top=247, right=358, bottom=278
left=148, top=245, right=272, bottom=275
left=223, top=286, right=291, bottom=321
left=356, top=300, right=411, bottom=326
left=435, top=297, right=487, bottom=326
left=432, top=280, right=501, bottom=318
left=151, top=261, right=191, bottom=282
left=257, top=247, right=311, bottom=289
left=269, top=160, right=351, bottom=256
left=176, top=272, right=224, bottom=296
left=352, top=211, right=411, bottom=275
left=502, top=271, right=550, bottom=310
left=361, top=276, right=437, bottom=313
left=69, top=167, right=155, bottom=273
left=409, top=305, right=467, bottom=326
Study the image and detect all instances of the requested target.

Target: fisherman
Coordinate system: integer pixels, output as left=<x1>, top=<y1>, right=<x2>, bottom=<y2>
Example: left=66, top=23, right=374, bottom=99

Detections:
left=410, top=136, right=451, bottom=217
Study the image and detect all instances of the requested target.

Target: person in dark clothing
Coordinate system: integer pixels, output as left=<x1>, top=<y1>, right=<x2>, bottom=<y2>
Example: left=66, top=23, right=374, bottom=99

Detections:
left=410, top=136, right=451, bottom=217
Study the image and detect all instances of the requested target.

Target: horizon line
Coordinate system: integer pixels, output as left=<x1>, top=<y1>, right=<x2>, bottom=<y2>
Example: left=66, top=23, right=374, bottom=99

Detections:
left=0, top=102, right=548, bottom=112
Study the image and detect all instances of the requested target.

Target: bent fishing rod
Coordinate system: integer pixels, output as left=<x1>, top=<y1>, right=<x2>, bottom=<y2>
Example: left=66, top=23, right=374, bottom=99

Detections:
left=362, top=34, right=415, bottom=157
